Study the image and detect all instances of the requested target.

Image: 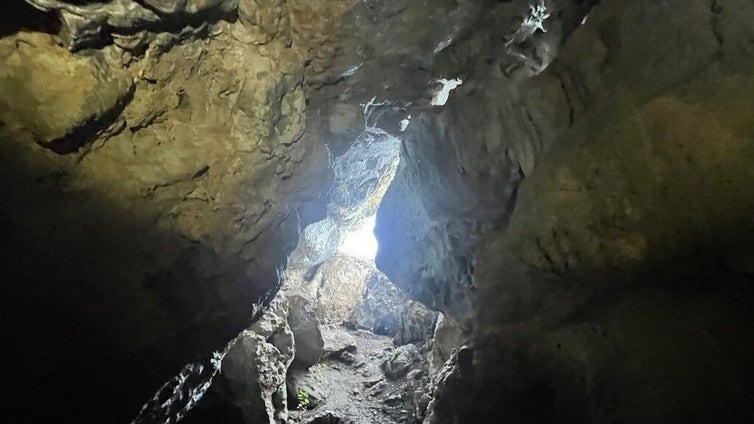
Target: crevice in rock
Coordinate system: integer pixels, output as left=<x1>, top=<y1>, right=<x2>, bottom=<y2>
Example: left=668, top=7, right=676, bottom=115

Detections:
left=4, top=1, right=754, bottom=423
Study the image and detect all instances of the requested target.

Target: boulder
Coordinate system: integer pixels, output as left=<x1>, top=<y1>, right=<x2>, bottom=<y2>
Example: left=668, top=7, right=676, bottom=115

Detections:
left=428, top=314, right=469, bottom=377
left=424, top=346, right=474, bottom=424
left=286, top=365, right=329, bottom=409
left=382, top=344, right=420, bottom=380
left=348, top=270, right=439, bottom=343
left=347, top=271, right=404, bottom=335
left=287, top=293, right=324, bottom=368
left=393, top=300, right=438, bottom=346
left=321, top=326, right=358, bottom=360
left=302, top=255, right=375, bottom=324
left=221, top=296, right=294, bottom=424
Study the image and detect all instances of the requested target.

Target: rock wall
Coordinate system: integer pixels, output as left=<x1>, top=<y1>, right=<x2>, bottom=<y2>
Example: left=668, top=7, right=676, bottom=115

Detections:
left=0, top=1, right=348, bottom=422
left=375, top=0, right=593, bottom=329
left=5, top=0, right=754, bottom=422
left=372, top=0, right=754, bottom=422
left=472, top=1, right=754, bottom=421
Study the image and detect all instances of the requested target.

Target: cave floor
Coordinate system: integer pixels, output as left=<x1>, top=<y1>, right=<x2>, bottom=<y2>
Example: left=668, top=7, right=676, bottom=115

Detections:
left=289, top=325, right=418, bottom=424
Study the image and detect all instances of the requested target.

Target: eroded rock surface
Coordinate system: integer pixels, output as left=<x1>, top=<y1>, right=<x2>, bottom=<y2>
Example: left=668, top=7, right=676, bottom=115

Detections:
left=1, top=0, right=346, bottom=421
left=0, top=32, right=134, bottom=152
left=369, top=0, right=754, bottom=422
left=221, top=296, right=294, bottom=424
left=5, top=0, right=754, bottom=422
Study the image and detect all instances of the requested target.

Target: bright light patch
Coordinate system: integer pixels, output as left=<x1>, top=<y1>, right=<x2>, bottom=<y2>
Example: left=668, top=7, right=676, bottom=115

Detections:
left=338, top=215, right=378, bottom=260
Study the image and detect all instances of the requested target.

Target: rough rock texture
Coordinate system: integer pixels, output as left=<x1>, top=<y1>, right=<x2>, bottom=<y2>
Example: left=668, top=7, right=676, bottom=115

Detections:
left=428, top=313, right=468, bottom=377
left=285, top=128, right=401, bottom=278
left=382, top=344, right=421, bottom=380
left=0, top=32, right=134, bottom=153
left=298, top=255, right=375, bottom=325
left=348, top=270, right=438, bottom=345
left=392, top=300, right=438, bottom=347
left=471, top=1, right=754, bottom=422
left=287, top=293, right=325, bottom=369
left=25, top=0, right=236, bottom=50
left=6, top=0, right=754, bottom=422
left=375, top=0, right=593, bottom=329
left=348, top=271, right=405, bottom=335
left=369, top=0, right=754, bottom=422
left=289, top=326, right=430, bottom=424
left=221, top=296, right=294, bottom=424
left=1, top=1, right=347, bottom=421
left=424, top=346, right=474, bottom=424
left=287, top=366, right=329, bottom=409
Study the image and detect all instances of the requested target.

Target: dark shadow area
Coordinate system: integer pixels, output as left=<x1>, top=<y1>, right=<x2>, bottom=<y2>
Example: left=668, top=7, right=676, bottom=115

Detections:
left=182, top=388, right=245, bottom=424
left=470, top=234, right=754, bottom=423
left=0, top=0, right=60, bottom=37
left=0, top=140, right=275, bottom=423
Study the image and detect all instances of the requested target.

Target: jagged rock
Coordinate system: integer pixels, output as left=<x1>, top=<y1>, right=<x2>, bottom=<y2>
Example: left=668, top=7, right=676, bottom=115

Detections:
left=285, top=128, right=401, bottom=281
left=220, top=296, right=294, bottom=424
left=424, top=346, right=474, bottom=424
left=2, top=3, right=334, bottom=419
left=321, top=327, right=358, bottom=360
left=24, top=0, right=236, bottom=50
left=392, top=300, right=438, bottom=346
left=287, top=293, right=324, bottom=369
left=428, top=314, right=469, bottom=378
left=235, top=0, right=286, bottom=45
left=470, top=1, right=754, bottom=422
left=300, top=255, right=375, bottom=325
left=381, top=344, right=420, bottom=380
left=0, top=32, right=134, bottom=153
left=142, top=0, right=234, bottom=15
left=5, top=1, right=754, bottom=424
left=308, top=411, right=347, bottom=424
left=286, top=365, right=329, bottom=409
left=346, top=270, right=438, bottom=344
left=347, top=271, right=404, bottom=335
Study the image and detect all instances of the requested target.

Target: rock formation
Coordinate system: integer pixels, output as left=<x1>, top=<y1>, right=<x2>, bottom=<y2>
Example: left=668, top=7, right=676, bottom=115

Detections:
left=2, top=0, right=754, bottom=423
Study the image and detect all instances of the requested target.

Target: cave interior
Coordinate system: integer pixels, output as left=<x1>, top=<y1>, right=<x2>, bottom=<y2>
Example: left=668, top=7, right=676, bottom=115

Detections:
left=2, top=0, right=754, bottom=423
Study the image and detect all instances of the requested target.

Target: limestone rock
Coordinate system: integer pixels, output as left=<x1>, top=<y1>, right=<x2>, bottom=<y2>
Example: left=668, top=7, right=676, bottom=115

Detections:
left=0, top=32, right=133, bottom=153
left=24, top=0, right=236, bottom=50
left=424, top=346, right=473, bottom=424
left=221, top=296, right=294, bottom=424
left=236, top=0, right=287, bottom=45
left=286, top=365, right=329, bottom=409
left=392, top=300, right=438, bottom=346
left=300, top=255, right=375, bottom=325
left=346, top=270, right=438, bottom=344
left=287, top=293, right=324, bottom=369
left=347, top=271, right=404, bottom=336
left=321, top=327, right=358, bottom=359
left=382, top=344, right=420, bottom=380
left=470, top=0, right=754, bottom=421
left=428, top=314, right=469, bottom=378
left=307, top=411, right=348, bottom=424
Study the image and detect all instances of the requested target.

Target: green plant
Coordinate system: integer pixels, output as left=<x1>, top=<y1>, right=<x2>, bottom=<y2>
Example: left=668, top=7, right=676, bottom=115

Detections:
left=296, top=389, right=310, bottom=410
